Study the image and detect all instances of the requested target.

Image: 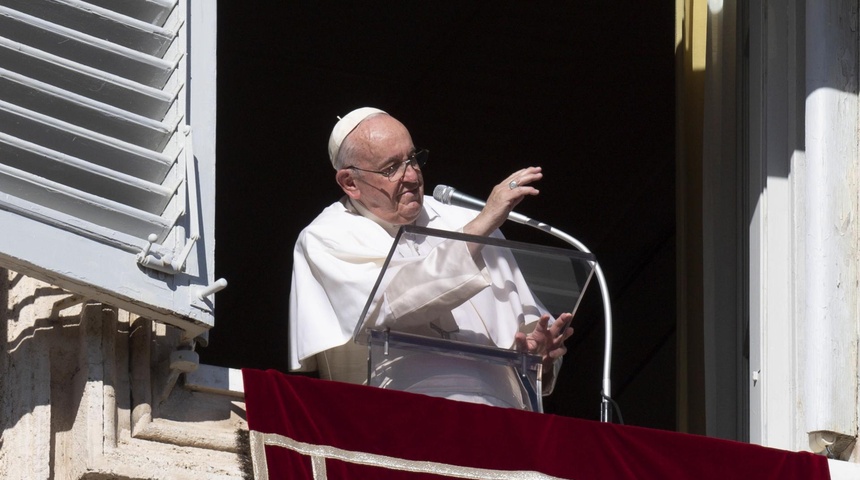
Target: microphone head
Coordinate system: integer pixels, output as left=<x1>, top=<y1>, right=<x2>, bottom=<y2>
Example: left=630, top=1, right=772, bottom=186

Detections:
left=433, top=184, right=454, bottom=204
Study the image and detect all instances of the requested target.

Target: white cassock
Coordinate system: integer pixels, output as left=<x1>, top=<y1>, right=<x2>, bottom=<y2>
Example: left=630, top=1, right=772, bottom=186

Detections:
left=289, top=195, right=553, bottom=409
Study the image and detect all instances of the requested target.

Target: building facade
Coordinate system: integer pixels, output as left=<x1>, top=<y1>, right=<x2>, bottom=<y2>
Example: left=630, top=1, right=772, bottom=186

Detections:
left=1, top=0, right=859, bottom=478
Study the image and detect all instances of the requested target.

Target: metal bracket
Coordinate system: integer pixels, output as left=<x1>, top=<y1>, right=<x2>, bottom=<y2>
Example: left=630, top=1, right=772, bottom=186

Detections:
left=137, top=233, right=200, bottom=275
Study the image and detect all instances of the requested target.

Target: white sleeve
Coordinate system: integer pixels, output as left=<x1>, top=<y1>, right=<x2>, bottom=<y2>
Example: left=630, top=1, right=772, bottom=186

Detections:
left=362, top=238, right=491, bottom=330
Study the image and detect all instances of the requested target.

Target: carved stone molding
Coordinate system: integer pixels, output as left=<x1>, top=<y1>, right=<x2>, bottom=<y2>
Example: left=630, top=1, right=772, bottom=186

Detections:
left=1, top=271, right=249, bottom=479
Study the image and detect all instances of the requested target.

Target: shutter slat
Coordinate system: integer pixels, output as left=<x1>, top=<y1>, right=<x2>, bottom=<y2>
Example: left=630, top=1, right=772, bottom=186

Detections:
left=0, top=68, right=175, bottom=151
left=0, top=0, right=178, bottom=57
left=0, top=6, right=176, bottom=88
left=85, top=0, right=176, bottom=27
left=0, top=36, right=176, bottom=119
left=0, top=193, right=150, bottom=254
left=0, top=132, right=176, bottom=213
left=0, top=100, right=175, bottom=183
left=0, top=162, right=175, bottom=240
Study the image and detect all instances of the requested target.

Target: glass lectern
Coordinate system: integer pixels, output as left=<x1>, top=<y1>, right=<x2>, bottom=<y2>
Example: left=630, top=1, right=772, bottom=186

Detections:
left=352, top=225, right=595, bottom=412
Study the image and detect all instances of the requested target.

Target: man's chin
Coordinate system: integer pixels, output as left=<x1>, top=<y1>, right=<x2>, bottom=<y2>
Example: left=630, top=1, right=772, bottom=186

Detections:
left=401, top=191, right=422, bottom=206
left=397, top=202, right=423, bottom=224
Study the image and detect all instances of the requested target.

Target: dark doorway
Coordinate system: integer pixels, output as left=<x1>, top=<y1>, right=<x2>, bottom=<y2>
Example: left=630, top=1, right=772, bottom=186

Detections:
left=206, top=2, right=676, bottom=430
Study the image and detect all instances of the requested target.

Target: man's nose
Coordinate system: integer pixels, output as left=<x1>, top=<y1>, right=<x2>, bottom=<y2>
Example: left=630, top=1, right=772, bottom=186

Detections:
left=401, top=161, right=421, bottom=182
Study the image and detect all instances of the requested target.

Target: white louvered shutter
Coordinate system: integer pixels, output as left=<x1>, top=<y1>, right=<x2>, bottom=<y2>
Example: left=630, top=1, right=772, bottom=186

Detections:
left=0, top=0, right=219, bottom=341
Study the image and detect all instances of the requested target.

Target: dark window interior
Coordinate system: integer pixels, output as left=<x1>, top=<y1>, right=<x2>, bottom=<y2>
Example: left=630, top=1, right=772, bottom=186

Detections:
left=207, top=2, right=676, bottom=429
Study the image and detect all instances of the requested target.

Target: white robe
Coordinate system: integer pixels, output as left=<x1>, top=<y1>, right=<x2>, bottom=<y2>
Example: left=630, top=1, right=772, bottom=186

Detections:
left=289, top=195, right=548, bottom=408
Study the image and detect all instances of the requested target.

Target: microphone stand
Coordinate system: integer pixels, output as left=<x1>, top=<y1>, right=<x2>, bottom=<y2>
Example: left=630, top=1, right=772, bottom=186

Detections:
left=515, top=216, right=614, bottom=423
left=432, top=185, right=614, bottom=421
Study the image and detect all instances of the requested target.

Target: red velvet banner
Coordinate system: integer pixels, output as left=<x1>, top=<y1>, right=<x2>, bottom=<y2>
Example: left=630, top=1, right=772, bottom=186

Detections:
left=243, top=368, right=830, bottom=480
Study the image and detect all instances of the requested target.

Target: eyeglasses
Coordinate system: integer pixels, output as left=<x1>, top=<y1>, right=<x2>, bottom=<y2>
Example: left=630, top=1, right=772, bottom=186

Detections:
left=345, top=149, right=428, bottom=182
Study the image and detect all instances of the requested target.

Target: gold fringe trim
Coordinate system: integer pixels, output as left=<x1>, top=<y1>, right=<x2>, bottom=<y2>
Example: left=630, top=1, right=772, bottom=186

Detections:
left=248, top=430, right=568, bottom=480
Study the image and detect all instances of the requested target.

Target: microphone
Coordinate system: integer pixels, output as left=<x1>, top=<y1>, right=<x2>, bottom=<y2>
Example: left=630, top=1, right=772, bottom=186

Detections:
left=432, top=184, right=533, bottom=225
left=434, top=185, right=614, bottom=422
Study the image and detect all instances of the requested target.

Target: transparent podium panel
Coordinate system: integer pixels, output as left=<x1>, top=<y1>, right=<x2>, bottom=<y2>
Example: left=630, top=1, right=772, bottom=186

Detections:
left=367, top=329, right=546, bottom=411
left=353, top=225, right=596, bottom=412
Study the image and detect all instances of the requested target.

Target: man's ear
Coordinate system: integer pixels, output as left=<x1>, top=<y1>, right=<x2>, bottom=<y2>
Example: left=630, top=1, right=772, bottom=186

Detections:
left=336, top=169, right=361, bottom=199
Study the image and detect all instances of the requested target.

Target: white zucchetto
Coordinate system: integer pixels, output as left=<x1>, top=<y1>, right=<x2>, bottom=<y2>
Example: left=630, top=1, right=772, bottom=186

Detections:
left=327, top=107, right=387, bottom=168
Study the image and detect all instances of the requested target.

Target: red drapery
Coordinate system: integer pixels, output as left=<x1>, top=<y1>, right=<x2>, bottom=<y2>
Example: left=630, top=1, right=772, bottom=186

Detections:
left=243, top=368, right=830, bottom=480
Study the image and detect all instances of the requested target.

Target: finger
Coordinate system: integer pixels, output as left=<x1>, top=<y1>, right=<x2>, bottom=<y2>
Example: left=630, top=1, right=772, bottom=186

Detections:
left=551, top=313, right=571, bottom=337
left=548, top=345, right=568, bottom=360
left=507, top=178, right=542, bottom=195
left=506, top=166, right=541, bottom=180
left=514, top=332, right=529, bottom=352
left=550, top=315, right=565, bottom=334
left=504, top=167, right=543, bottom=190
left=561, top=326, right=574, bottom=341
left=539, top=313, right=551, bottom=328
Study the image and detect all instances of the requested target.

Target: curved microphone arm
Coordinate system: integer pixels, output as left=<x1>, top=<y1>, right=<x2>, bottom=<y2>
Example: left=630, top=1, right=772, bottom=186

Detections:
left=518, top=218, right=614, bottom=423
left=432, top=185, right=614, bottom=421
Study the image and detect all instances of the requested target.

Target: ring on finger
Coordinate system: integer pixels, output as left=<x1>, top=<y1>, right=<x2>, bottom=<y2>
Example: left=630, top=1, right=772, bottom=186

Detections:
left=508, top=180, right=519, bottom=189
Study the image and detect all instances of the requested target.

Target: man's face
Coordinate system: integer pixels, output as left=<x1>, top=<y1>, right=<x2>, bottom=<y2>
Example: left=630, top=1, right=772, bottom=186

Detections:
left=343, top=115, right=424, bottom=225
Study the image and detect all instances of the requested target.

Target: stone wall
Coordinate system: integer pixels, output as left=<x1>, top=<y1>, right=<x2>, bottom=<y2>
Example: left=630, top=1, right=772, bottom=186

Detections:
left=0, top=269, right=249, bottom=479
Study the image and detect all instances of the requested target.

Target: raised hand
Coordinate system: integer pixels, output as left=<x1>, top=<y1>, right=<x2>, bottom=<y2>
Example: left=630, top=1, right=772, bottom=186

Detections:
left=463, top=166, right=543, bottom=237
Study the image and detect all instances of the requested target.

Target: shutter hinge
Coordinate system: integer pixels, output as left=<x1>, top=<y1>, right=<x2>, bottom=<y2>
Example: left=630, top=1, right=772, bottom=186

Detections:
left=137, top=232, right=198, bottom=274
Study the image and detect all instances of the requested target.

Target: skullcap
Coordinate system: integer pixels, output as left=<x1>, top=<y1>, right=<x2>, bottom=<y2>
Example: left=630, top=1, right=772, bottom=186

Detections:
left=327, top=107, right=387, bottom=167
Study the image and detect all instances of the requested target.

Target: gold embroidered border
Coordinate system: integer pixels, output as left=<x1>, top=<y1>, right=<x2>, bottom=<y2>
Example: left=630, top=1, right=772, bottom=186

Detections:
left=248, top=430, right=568, bottom=480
